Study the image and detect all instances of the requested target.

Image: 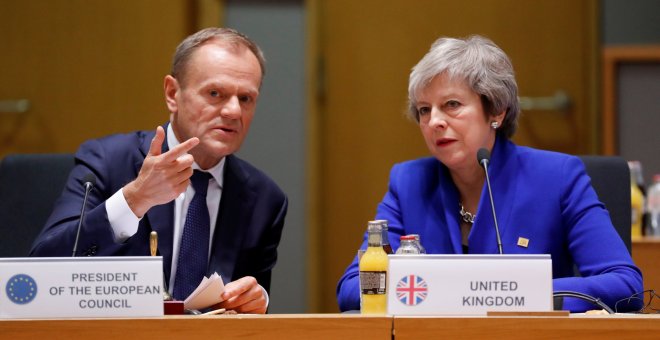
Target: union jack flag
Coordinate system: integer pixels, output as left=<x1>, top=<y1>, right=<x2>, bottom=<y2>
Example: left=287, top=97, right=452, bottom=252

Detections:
left=396, top=274, right=428, bottom=306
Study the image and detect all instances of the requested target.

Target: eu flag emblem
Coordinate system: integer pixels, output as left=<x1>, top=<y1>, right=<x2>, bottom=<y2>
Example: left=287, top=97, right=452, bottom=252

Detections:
left=396, top=274, right=428, bottom=306
left=6, top=274, right=38, bottom=305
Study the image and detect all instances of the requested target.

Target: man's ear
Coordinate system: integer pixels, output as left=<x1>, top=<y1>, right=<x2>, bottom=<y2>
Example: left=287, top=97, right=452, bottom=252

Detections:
left=164, top=75, right=179, bottom=113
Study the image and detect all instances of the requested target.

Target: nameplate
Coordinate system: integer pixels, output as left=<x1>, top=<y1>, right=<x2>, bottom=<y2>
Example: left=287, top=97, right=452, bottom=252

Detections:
left=0, top=257, right=164, bottom=319
left=387, top=254, right=552, bottom=315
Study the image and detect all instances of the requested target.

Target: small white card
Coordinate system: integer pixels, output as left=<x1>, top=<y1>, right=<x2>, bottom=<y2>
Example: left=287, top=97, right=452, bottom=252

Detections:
left=0, top=257, right=164, bottom=319
left=387, top=254, right=553, bottom=315
left=184, top=272, right=225, bottom=310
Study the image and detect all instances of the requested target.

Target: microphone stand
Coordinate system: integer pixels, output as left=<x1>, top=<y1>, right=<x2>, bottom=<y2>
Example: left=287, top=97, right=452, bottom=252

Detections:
left=478, top=148, right=504, bottom=255
left=72, top=179, right=94, bottom=257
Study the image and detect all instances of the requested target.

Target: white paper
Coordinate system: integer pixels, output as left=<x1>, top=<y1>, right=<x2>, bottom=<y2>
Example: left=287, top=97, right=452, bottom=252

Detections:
left=183, top=272, right=225, bottom=310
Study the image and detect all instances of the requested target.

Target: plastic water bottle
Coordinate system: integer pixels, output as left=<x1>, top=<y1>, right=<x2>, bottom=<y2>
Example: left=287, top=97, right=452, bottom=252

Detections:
left=409, top=234, right=426, bottom=254
left=396, top=235, right=420, bottom=254
left=646, top=174, right=660, bottom=236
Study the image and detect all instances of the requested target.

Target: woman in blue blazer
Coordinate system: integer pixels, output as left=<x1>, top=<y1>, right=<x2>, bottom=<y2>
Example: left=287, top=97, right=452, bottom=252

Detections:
left=336, top=35, right=642, bottom=313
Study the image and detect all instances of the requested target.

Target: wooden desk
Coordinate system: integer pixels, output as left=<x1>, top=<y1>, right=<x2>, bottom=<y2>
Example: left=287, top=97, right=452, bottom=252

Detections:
left=0, top=314, right=391, bottom=340
left=393, top=315, right=660, bottom=340
left=2, top=314, right=659, bottom=339
left=633, top=236, right=660, bottom=304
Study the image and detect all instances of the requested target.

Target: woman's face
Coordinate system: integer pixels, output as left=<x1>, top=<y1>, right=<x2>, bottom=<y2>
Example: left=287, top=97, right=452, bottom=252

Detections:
left=416, top=73, right=502, bottom=172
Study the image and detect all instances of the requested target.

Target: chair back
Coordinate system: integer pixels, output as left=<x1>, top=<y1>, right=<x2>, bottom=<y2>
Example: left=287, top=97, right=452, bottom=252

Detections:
left=0, top=153, right=74, bottom=257
left=579, top=155, right=632, bottom=253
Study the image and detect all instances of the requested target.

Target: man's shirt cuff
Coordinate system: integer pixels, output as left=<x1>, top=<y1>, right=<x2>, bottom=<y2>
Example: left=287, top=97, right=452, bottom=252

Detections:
left=106, top=188, right=141, bottom=242
left=260, top=284, right=270, bottom=309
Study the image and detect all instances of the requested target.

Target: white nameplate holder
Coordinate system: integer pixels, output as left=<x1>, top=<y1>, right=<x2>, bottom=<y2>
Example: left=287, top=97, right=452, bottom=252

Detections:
left=0, top=256, right=164, bottom=319
left=387, top=254, right=552, bottom=315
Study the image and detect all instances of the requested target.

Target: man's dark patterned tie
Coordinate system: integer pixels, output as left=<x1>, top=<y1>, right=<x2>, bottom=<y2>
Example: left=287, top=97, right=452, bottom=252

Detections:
left=173, top=170, right=211, bottom=300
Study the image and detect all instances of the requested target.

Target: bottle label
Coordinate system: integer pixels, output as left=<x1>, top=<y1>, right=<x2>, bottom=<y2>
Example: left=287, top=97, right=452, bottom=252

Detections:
left=360, top=271, right=387, bottom=295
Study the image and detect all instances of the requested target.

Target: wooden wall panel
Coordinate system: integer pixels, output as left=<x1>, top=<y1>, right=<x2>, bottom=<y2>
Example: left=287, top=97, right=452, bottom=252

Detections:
left=0, top=0, right=194, bottom=156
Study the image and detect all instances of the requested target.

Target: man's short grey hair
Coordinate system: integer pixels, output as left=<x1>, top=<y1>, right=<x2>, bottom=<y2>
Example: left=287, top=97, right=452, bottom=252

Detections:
left=408, top=35, right=520, bottom=139
left=171, top=27, right=266, bottom=86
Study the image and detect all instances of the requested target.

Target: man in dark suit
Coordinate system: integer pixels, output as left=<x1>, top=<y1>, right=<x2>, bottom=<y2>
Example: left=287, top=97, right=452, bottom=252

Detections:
left=30, top=27, right=287, bottom=314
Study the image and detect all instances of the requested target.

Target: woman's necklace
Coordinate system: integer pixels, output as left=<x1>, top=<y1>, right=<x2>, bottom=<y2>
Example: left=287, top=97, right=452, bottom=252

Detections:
left=459, top=203, right=475, bottom=224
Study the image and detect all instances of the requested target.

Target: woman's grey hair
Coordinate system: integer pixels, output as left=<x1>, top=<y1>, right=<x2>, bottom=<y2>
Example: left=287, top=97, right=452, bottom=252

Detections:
left=171, top=27, right=266, bottom=86
left=408, top=35, right=520, bottom=139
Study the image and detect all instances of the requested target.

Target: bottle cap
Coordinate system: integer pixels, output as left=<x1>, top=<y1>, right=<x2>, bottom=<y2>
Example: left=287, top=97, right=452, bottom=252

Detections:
left=372, top=219, right=388, bottom=230
left=367, top=221, right=382, bottom=232
left=400, top=235, right=415, bottom=241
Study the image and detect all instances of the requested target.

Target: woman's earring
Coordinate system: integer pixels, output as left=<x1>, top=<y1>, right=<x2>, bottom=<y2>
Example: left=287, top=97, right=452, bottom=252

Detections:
left=491, top=121, right=500, bottom=130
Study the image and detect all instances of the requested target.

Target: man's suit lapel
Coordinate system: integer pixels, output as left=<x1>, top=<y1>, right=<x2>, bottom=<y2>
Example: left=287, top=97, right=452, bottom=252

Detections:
left=208, top=154, right=255, bottom=283
left=141, top=123, right=176, bottom=281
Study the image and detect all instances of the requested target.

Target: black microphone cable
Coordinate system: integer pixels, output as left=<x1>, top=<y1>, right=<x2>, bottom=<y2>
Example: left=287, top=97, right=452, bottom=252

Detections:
left=553, top=291, right=614, bottom=314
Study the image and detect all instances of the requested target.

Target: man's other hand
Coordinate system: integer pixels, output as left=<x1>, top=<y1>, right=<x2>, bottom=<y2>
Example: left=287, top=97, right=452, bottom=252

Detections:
left=124, top=126, right=199, bottom=217
left=217, top=276, right=267, bottom=314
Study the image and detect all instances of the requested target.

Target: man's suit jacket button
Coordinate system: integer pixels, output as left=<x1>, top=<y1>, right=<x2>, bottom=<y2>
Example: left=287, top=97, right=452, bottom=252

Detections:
left=83, top=245, right=98, bottom=256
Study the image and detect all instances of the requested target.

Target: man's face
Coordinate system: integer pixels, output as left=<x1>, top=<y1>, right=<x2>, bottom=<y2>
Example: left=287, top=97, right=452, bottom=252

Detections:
left=164, top=41, right=261, bottom=169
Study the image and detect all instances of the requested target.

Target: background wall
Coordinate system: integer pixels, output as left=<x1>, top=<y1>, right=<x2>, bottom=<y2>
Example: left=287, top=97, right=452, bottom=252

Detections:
left=602, top=0, right=660, bottom=185
left=616, top=63, right=660, bottom=186
left=602, top=0, right=660, bottom=44
left=0, top=0, right=191, bottom=155
left=225, top=0, right=307, bottom=314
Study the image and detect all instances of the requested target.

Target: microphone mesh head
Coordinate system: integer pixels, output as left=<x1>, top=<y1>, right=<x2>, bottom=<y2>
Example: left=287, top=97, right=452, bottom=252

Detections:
left=82, top=173, right=96, bottom=187
left=477, top=148, right=491, bottom=165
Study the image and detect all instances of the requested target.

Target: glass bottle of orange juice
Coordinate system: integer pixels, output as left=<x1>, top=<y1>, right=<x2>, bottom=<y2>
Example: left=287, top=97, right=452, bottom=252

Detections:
left=359, top=221, right=388, bottom=314
left=629, top=161, right=645, bottom=237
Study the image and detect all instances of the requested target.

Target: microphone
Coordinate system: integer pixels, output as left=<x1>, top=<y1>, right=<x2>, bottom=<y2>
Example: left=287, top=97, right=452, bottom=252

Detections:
left=477, top=148, right=503, bottom=254
left=72, top=173, right=96, bottom=257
